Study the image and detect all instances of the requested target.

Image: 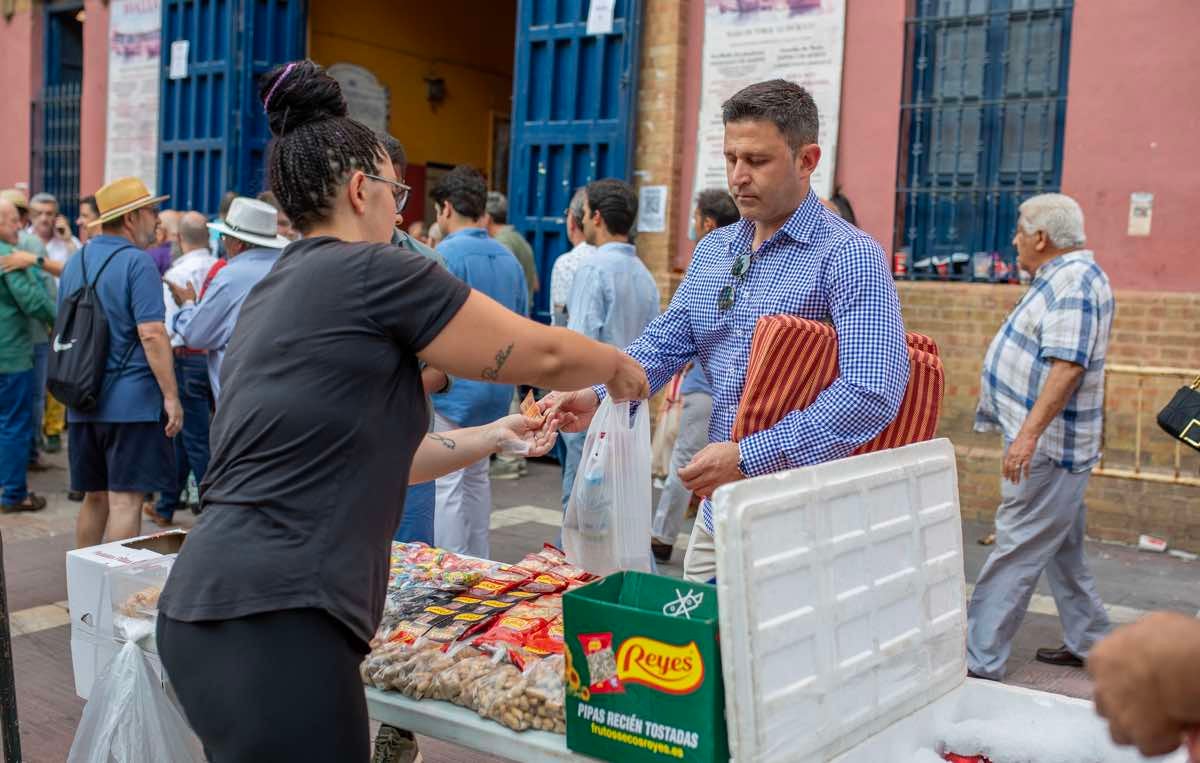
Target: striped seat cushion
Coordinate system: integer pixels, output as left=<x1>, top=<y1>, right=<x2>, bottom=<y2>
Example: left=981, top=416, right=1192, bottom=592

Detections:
left=732, top=315, right=944, bottom=454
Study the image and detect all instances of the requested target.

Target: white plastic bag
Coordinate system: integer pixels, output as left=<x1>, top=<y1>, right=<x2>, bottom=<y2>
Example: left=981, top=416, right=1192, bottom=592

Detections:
left=67, top=619, right=205, bottom=763
left=563, top=397, right=653, bottom=575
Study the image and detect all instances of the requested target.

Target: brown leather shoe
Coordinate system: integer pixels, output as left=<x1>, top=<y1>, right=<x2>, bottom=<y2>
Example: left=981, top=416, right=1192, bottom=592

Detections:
left=651, top=540, right=673, bottom=563
left=1, top=493, right=47, bottom=513
left=1035, top=645, right=1085, bottom=667
left=142, top=503, right=173, bottom=528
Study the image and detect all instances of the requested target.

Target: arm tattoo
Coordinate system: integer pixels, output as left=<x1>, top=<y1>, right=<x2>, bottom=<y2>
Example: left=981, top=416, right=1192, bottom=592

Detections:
left=481, top=343, right=514, bottom=381
left=429, top=433, right=456, bottom=450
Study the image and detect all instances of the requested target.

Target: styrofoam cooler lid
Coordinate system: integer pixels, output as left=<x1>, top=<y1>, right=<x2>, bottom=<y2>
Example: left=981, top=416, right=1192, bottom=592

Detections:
left=712, top=438, right=966, bottom=762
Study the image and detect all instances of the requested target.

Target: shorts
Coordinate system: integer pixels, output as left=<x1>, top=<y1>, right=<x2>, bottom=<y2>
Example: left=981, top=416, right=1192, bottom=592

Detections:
left=68, top=420, right=173, bottom=494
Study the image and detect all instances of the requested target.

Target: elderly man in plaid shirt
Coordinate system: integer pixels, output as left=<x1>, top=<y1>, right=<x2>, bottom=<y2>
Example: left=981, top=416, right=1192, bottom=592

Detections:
left=967, top=193, right=1115, bottom=681
left=543, top=79, right=909, bottom=581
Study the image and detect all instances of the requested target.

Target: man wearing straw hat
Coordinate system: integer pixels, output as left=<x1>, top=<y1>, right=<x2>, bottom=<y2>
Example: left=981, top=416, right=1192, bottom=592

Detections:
left=58, top=176, right=182, bottom=548
left=165, top=196, right=288, bottom=403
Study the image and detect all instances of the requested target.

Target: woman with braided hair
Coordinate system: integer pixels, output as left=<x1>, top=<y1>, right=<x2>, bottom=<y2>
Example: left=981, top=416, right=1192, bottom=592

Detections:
left=155, top=60, right=648, bottom=760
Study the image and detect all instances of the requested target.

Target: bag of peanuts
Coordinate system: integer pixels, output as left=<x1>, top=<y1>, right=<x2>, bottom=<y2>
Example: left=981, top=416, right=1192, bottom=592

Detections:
left=431, top=651, right=505, bottom=706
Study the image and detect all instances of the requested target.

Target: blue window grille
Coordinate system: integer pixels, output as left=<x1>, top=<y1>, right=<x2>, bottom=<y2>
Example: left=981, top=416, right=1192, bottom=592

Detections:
left=896, top=0, right=1073, bottom=282
left=33, top=5, right=84, bottom=224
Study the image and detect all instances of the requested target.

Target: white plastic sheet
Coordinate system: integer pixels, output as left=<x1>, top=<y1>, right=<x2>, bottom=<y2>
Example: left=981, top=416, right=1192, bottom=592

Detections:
left=563, top=398, right=653, bottom=575
left=67, top=619, right=204, bottom=763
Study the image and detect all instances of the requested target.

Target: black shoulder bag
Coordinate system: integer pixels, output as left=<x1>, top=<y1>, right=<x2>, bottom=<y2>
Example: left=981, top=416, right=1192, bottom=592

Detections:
left=1157, top=375, right=1200, bottom=452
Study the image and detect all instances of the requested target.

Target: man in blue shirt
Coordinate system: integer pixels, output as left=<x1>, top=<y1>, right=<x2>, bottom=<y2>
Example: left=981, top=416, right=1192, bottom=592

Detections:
left=58, top=177, right=182, bottom=547
left=167, top=197, right=288, bottom=403
left=650, top=188, right=739, bottom=562
left=545, top=80, right=909, bottom=582
left=430, top=166, right=528, bottom=557
left=560, top=179, right=660, bottom=512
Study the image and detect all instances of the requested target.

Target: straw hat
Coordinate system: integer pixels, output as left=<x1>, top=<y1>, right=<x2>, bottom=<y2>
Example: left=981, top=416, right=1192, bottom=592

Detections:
left=0, top=189, right=29, bottom=211
left=206, top=197, right=290, bottom=249
left=90, top=177, right=169, bottom=228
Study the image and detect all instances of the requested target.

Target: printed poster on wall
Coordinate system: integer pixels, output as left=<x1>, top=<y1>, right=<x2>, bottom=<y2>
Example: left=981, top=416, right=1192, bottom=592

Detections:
left=104, top=0, right=162, bottom=191
left=692, top=0, right=846, bottom=201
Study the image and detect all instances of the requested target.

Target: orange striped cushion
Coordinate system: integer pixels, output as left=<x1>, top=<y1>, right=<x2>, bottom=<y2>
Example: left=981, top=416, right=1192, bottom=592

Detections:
left=731, top=316, right=943, bottom=454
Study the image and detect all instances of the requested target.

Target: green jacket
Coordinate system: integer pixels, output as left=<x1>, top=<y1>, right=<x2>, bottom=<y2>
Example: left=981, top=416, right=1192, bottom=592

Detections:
left=17, top=233, right=55, bottom=344
left=494, top=226, right=538, bottom=297
left=0, top=240, right=57, bottom=373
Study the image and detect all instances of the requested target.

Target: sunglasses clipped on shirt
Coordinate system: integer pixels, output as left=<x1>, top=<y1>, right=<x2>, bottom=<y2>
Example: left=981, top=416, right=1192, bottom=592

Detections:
left=718, top=251, right=756, bottom=312
left=362, top=173, right=411, bottom=214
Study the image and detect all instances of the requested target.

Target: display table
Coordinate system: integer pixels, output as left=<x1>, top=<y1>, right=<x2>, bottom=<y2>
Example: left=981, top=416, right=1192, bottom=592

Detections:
left=365, top=687, right=598, bottom=763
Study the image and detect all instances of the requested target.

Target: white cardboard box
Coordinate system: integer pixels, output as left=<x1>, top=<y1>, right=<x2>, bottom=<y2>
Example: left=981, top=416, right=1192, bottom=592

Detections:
left=713, top=440, right=1183, bottom=762
left=65, top=530, right=184, bottom=699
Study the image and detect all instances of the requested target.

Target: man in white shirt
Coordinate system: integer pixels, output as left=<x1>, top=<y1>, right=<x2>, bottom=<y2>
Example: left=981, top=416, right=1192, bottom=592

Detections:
left=148, top=211, right=217, bottom=526
left=548, top=187, right=595, bottom=328
left=28, top=193, right=80, bottom=274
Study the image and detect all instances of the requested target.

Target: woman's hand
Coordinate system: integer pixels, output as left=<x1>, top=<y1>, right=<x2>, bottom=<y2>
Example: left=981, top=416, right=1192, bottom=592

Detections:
left=606, top=352, right=649, bottom=402
left=489, top=413, right=559, bottom=458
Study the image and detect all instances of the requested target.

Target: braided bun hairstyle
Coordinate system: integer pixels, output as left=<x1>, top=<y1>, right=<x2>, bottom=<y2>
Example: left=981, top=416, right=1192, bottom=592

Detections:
left=259, top=60, right=384, bottom=234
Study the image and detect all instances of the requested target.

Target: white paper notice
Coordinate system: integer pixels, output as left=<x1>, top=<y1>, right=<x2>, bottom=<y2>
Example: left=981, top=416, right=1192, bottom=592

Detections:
left=168, top=39, right=189, bottom=80
left=1127, top=192, right=1153, bottom=237
left=586, top=0, right=615, bottom=36
left=691, top=0, right=847, bottom=200
left=104, top=0, right=162, bottom=190
left=637, top=185, right=668, bottom=233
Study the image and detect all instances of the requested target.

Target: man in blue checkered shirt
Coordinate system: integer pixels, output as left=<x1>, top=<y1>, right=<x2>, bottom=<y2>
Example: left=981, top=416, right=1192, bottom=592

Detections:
left=967, top=193, right=1115, bottom=681
left=544, top=80, right=910, bottom=581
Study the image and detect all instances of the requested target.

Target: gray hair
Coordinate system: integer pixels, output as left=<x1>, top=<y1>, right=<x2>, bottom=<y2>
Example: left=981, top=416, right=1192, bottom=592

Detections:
left=567, top=187, right=587, bottom=228
left=1018, top=193, right=1086, bottom=249
left=486, top=191, right=508, bottom=224
left=178, top=211, right=210, bottom=250
left=29, top=192, right=58, bottom=209
left=722, top=79, right=819, bottom=150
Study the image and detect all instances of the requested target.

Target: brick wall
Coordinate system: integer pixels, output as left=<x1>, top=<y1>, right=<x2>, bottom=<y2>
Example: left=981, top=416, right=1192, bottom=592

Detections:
left=633, top=0, right=689, bottom=304
left=898, top=282, right=1200, bottom=551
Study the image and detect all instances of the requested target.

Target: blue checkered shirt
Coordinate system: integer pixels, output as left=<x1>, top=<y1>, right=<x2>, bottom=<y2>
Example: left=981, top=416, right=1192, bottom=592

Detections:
left=975, top=250, right=1113, bottom=472
left=599, top=191, right=909, bottom=534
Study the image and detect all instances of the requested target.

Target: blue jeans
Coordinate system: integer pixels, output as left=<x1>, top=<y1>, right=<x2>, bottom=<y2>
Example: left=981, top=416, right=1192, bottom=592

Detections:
left=0, top=370, right=35, bottom=504
left=560, top=431, right=586, bottom=513
left=29, top=343, right=48, bottom=458
left=395, top=481, right=435, bottom=544
left=156, top=355, right=212, bottom=520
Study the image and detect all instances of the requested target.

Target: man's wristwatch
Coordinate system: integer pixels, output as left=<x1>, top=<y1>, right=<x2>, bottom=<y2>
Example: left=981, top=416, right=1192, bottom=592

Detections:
left=36, top=254, right=45, bottom=269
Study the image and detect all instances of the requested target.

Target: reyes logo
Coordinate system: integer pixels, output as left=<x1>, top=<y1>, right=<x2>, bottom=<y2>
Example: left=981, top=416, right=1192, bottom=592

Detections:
left=615, top=637, right=704, bottom=695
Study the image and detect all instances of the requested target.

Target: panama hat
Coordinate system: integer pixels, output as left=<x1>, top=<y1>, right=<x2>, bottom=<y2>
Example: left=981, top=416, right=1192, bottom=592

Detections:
left=206, top=197, right=290, bottom=249
left=90, top=177, right=170, bottom=228
left=0, top=189, right=29, bottom=211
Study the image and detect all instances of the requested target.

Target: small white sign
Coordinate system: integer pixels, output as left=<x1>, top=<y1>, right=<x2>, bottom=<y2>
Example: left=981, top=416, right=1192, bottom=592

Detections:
left=637, top=185, right=668, bottom=233
left=586, top=0, right=615, bottom=36
left=168, top=40, right=189, bottom=80
left=1127, top=191, right=1153, bottom=237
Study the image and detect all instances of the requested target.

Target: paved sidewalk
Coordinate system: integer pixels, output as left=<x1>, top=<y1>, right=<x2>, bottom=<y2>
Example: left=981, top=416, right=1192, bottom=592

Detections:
left=5, top=452, right=1199, bottom=760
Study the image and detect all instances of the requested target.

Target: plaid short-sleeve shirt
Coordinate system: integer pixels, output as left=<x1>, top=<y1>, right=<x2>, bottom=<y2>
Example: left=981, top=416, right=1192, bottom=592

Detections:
left=975, top=250, right=1114, bottom=471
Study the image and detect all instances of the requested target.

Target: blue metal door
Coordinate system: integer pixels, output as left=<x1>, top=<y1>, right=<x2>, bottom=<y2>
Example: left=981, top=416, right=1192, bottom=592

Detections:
left=508, top=0, right=643, bottom=322
left=158, top=0, right=306, bottom=215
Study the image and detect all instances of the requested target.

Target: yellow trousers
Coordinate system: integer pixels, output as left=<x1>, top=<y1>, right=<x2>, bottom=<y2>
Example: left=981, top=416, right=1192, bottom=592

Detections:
left=44, top=392, right=65, bottom=437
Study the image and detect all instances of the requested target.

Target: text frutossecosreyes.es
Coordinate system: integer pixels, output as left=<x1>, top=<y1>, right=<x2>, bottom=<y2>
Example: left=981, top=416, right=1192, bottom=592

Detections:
left=576, top=701, right=702, bottom=750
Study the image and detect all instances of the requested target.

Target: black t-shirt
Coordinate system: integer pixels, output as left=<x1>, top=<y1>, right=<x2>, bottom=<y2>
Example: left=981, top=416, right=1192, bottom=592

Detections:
left=159, top=236, right=471, bottom=647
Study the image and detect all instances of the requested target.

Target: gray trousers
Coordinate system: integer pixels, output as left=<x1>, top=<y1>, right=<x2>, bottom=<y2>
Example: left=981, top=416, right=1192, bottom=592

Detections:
left=966, top=451, right=1111, bottom=679
left=651, top=392, right=714, bottom=545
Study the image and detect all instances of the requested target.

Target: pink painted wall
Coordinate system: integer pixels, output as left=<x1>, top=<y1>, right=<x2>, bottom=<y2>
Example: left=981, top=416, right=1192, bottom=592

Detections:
left=671, top=0, right=705, bottom=272
left=0, top=8, right=37, bottom=188
left=1060, top=0, right=1200, bottom=292
left=833, top=0, right=906, bottom=251
left=80, top=0, right=110, bottom=196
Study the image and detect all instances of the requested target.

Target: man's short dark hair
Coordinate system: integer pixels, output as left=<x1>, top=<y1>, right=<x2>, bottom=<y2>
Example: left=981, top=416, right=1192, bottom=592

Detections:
left=585, top=179, right=637, bottom=237
left=377, top=133, right=406, bottom=172
left=79, top=195, right=97, bottom=214
left=430, top=166, right=487, bottom=220
left=722, top=79, right=819, bottom=151
left=696, top=188, right=739, bottom=228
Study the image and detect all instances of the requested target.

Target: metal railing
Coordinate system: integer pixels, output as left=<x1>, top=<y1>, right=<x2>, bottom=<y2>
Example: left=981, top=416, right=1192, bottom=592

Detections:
left=1096, top=364, right=1200, bottom=487
left=31, top=81, right=82, bottom=225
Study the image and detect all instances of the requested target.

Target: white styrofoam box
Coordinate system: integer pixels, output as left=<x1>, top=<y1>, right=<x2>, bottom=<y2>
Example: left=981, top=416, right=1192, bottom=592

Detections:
left=70, top=624, right=165, bottom=701
left=66, top=530, right=184, bottom=699
left=832, top=677, right=1186, bottom=763
left=713, top=439, right=967, bottom=763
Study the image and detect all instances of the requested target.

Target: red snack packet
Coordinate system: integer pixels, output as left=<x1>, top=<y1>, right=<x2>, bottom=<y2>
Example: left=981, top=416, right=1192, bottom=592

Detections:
left=943, top=755, right=991, bottom=763
left=578, top=632, right=623, bottom=694
left=549, top=563, right=588, bottom=582
left=474, top=615, right=549, bottom=650
left=519, top=572, right=568, bottom=594
left=524, top=618, right=565, bottom=656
